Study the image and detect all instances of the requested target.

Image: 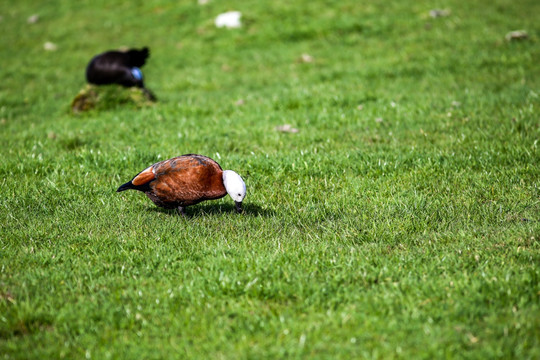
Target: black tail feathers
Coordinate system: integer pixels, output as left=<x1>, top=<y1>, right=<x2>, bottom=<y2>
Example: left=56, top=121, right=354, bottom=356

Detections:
left=117, top=181, right=135, bottom=192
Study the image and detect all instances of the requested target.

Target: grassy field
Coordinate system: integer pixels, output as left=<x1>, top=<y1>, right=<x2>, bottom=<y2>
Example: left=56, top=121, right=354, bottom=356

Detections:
left=1, top=0, right=539, bottom=358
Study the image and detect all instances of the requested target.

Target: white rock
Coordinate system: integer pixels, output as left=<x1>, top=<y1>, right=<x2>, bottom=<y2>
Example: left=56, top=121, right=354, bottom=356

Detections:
left=429, top=9, right=451, bottom=18
left=275, top=124, right=299, bottom=133
left=215, top=11, right=242, bottom=29
left=27, top=14, right=39, bottom=24
left=43, top=42, right=57, bottom=51
left=505, top=30, right=528, bottom=41
left=299, top=54, right=313, bottom=63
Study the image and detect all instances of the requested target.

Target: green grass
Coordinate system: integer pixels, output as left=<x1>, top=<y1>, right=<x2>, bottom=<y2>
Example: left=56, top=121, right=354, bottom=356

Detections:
left=1, top=0, right=539, bottom=358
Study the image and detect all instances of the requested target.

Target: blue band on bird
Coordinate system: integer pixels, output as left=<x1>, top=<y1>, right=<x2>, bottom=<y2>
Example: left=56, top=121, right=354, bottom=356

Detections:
left=131, top=67, right=143, bottom=80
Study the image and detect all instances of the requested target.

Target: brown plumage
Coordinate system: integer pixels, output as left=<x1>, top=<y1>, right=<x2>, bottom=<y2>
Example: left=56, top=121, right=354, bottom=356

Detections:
left=117, top=154, right=245, bottom=215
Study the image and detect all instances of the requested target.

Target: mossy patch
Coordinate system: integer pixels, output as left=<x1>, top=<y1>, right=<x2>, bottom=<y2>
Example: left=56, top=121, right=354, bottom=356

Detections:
left=71, top=84, right=156, bottom=113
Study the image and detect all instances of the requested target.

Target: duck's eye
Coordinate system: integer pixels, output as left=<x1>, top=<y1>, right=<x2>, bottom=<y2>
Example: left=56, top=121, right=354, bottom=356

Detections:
left=237, top=193, right=241, bottom=196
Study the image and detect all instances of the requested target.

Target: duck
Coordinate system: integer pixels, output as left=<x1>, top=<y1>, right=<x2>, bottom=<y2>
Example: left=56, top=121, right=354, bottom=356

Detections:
left=117, top=154, right=246, bottom=215
left=86, top=47, right=156, bottom=100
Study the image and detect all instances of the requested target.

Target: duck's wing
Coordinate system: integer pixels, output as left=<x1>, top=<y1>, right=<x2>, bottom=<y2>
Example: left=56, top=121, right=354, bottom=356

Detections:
left=117, top=155, right=226, bottom=202
left=151, top=155, right=226, bottom=202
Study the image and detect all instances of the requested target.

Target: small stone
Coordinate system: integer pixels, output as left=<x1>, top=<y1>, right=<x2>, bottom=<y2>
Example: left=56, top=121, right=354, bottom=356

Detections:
left=298, top=54, right=314, bottom=63
left=198, top=0, right=209, bottom=4
left=275, top=124, right=299, bottom=133
left=468, top=334, right=479, bottom=344
left=27, top=14, right=39, bottom=24
left=215, top=11, right=242, bottom=29
left=375, top=117, right=383, bottom=123
left=43, top=42, right=57, bottom=51
left=429, top=9, right=451, bottom=18
left=505, top=30, right=528, bottom=41
left=235, top=99, right=245, bottom=106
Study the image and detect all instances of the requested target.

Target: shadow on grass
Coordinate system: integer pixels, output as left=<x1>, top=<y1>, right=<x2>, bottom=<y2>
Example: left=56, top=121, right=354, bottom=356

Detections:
left=147, top=202, right=276, bottom=218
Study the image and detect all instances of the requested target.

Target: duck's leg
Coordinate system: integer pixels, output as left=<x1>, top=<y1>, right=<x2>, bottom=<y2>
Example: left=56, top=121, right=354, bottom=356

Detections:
left=177, top=206, right=186, bottom=217
left=142, top=87, right=157, bottom=101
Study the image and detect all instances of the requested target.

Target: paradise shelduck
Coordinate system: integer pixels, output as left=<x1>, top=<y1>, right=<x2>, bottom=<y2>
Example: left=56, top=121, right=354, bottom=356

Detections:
left=117, top=154, right=246, bottom=215
left=86, top=47, right=156, bottom=100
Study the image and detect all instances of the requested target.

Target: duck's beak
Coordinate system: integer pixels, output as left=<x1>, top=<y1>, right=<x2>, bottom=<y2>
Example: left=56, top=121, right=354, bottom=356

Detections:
left=235, top=201, right=243, bottom=214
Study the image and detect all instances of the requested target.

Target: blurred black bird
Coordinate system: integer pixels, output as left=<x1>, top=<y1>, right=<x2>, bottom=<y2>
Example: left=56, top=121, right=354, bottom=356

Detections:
left=86, top=47, right=156, bottom=100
